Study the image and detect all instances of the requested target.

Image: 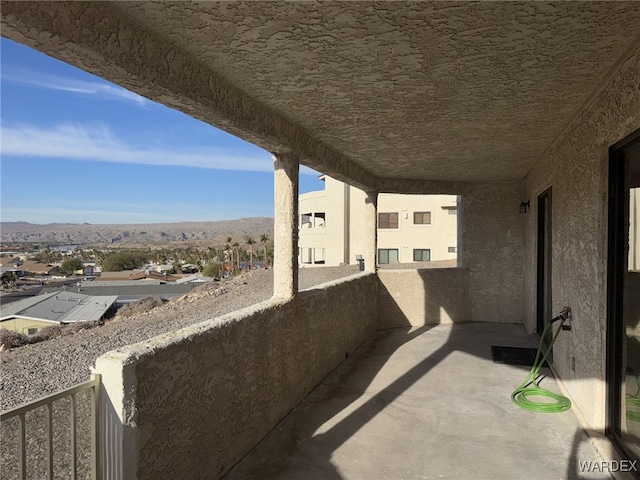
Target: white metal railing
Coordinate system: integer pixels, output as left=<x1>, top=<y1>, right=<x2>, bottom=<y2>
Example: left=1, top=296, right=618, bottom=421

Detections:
left=0, top=374, right=101, bottom=480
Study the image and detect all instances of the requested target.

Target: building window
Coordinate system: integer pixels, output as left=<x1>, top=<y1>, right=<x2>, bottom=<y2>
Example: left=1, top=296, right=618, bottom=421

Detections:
left=300, top=213, right=312, bottom=228
left=378, top=212, right=398, bottom=229
left=315, top=213, right=326, bottom=228
left=447, top=207, right=457, bottom=215
left=27, top=327, right=39, bottom=335
left=413, top=249, right=431, bottom=262
left=300, top=248, right=313, bottom=264
left=378, top=249, right=399, bottom=264
left=413, top=211, right=432, bottom=225
left=448, top=246, right=457, bottom=253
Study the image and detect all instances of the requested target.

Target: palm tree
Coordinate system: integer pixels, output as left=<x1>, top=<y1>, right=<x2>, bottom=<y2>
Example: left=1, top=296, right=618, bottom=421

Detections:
left=246, top=237, right=256, bottom=269
left=224, top=237, right=232, bottom=271
left=232, top=242, right=240, bottom=271
left=260, top=234, right=270, bottom=268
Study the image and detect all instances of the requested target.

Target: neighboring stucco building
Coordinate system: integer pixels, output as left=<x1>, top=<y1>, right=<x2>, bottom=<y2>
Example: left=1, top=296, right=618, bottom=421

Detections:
left=299, top=175, right=458, bottom=266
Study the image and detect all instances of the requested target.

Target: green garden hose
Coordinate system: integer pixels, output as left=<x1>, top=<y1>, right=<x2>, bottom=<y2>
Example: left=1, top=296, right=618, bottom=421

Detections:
left=627, top=375, right=640, bottom=422
left=511, top=310, right=572, bottom=413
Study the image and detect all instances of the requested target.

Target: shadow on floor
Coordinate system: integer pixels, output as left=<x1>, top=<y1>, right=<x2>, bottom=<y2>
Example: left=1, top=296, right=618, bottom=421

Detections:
left=225, top=323, right=606, bottom=480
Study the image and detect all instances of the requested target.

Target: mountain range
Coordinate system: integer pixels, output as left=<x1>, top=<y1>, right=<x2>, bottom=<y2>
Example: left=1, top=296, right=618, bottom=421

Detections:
left=0, top=218, right=274, bottom=247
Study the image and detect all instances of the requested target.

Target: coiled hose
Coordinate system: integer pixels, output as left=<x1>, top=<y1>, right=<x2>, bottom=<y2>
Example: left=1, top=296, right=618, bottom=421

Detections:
left=627, top=375, right=640, bottom=422
left=511, top=315, right=572, bottom=413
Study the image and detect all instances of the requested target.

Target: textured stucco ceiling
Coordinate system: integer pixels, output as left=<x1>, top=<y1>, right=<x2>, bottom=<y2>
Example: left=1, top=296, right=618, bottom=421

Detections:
left=113, top=1, right=640, bottom=183
left=3, top=1, right=640, bottom=188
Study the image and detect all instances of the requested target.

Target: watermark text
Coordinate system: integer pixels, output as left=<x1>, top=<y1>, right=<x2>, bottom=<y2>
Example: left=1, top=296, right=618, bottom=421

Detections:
left=579, top=460, right=637, bottom=473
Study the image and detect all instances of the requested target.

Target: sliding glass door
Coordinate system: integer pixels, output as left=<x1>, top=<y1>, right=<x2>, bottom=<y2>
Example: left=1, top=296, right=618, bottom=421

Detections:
left=608, top=130, right=640, bottom=467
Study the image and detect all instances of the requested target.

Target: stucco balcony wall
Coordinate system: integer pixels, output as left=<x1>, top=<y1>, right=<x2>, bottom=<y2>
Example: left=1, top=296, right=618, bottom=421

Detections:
left=377, top=268, right=472, bottom=328
left=95, top=272, right=378, bottom=480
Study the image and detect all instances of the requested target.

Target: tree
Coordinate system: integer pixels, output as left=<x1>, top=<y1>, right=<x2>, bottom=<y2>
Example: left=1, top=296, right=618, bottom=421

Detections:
left=225, top=237, right=233, bottom=270
left=232, top=242, right=240, bottom=271
left=61, top=258, right=84, bottom=275
left=246, top=237, right=256, bottom=268
left=203, top=263, right=220, bottom=278
left=102, top=250, right=148, bottom=272
left=260, top=233, right=270, bottom=268
left=32, top=248, right=63, bottom=264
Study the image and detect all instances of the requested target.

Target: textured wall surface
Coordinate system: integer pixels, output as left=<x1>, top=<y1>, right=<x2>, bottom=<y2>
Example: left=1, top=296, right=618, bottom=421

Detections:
left=273, top=154, right=299, bottom=297
left=523, top=45, right=640, bottom=429
left=377, top=269, right=471, bottom=328
left=95, top=273, right=377, bottom=480
left=461, top=181, right=525, bottom=324
left=112, top=2, right=640, bottom=183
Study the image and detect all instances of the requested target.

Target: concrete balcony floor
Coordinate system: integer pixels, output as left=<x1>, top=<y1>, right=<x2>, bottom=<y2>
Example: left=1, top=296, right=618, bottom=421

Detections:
left=225, top=323, right=608, bottom=480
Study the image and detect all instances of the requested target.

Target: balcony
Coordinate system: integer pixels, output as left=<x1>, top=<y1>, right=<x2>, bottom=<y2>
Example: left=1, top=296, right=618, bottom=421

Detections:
left=2, top=2, right=640, bottom=479
left=90, top=269, right=618, bottom=480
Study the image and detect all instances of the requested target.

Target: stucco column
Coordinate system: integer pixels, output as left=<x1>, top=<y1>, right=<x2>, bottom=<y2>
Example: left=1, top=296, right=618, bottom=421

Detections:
left=273, top=153, right=299, bottom=298
left=364, top=190, right=378, bottom=272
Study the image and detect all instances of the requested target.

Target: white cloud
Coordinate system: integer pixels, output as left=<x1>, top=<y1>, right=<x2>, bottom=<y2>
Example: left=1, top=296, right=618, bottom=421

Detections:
left=1, top=123, right=276, bottom=172
left=1, top=68, right=149, bottom=106
left=1, top=123, right=321, bottom=175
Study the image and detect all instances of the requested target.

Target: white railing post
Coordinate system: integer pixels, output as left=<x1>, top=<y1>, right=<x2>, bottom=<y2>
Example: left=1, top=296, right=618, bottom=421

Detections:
left=70, top=393, right=77, bottom=479
left=46, top=403, right=53, bottom=479
left=18, top=413, right=26, bottom=480
left=91, top=373, right=101, bottom=480
left=1, top=374, right=102, bottom=480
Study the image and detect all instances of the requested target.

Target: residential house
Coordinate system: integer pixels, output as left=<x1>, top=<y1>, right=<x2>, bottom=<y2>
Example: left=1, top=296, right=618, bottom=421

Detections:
left=96, top=269, right=146, bottom=281
left=0, top=291, right=118, bottom=335
left=41, top=282, right=200, bottom=306
left=14, top=260, right=57, bottom=276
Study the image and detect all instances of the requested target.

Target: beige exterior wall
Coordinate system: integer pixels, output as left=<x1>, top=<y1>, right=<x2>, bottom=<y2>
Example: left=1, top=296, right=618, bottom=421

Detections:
left=95, top=272, right=378, bottom=480
left=523, top=44, right=640, bottom=429
left=376, top=193, right=458, bottom=263
left=377, top=269, right=471, bottom=328
left=0, top=317, right=55, bottom=335
left=299, top=176, right=458, bottom=267
left=376, top=181, right=526, bottom=326
left=298, top=178, right=350, bottom=266
left=460, top=181, right=525, bottom=325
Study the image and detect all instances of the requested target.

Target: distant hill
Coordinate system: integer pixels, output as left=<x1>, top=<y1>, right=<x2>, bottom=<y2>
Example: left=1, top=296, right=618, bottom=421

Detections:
left=0, top=218, right=274, bottom=247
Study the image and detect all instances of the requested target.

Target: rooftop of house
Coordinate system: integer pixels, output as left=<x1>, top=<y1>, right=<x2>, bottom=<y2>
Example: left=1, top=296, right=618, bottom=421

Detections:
left=0, top=291, right=117, bottom=323
left=13, top=260, right=55, bottom=274
left=40, top=282, right=198, bottom=299
left=97, top=270, right=146, bottom=281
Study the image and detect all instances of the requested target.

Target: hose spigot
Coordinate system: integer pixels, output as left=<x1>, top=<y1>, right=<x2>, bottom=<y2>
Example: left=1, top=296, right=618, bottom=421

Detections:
left=550, top=306, right=572, bottom=324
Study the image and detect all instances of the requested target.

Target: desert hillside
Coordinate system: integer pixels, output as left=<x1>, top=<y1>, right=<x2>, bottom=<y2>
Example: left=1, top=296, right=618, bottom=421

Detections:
left=0, top=218, right=274, bottom=247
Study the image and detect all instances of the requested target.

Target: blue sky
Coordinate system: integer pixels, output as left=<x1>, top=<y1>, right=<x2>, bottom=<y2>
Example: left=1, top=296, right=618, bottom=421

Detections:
left=0, top=38, right=324, bottom=224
